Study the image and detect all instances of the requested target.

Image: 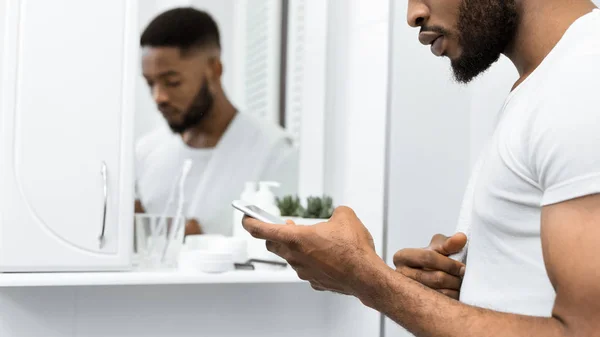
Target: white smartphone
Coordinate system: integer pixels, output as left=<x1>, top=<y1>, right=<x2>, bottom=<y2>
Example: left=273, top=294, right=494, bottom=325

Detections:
left=231, top=200, right=286, bottom=224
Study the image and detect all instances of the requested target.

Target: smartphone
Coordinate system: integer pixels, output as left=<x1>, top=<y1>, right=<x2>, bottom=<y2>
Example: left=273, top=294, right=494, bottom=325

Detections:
left=231, top=200, right=286, bottom=224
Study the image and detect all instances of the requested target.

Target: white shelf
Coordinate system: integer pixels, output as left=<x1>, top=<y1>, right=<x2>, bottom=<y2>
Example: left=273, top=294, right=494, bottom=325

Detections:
left=0, top=268, right=304, bottom=287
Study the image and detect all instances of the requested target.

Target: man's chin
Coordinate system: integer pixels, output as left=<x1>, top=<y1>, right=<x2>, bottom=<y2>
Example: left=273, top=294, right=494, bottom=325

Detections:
left=450, top=61, right=490, bottom=84
left=168, top=124, right=186, bottom=134
left=450, top=51, right=502, bottom=84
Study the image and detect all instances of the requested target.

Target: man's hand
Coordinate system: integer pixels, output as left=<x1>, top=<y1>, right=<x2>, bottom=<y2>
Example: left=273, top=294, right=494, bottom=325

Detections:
left=393, top=233, right=467, bottom=299
left=185, top=218, right=203, bottom=236
left=242, top=206, right=382, bottom=297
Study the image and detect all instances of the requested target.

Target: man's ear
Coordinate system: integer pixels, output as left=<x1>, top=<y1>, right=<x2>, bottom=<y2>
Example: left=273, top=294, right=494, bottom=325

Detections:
left=212, top=58, right=223, bottom=78
left=205, top=56, right=222, bottom=95
left=207, top=55, right=223, bottom=80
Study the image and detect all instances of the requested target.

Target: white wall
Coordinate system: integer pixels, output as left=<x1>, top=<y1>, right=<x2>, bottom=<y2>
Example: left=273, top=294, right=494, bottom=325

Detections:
left=323, top=0, right=390, bottom=336
left=383, top=1, right=518, bottom=336
left=324, top=0, right=389, bottom=258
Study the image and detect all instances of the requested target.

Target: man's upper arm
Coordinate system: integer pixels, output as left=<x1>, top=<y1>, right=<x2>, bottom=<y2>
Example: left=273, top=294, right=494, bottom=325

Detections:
left=541, top=194, right=600, bottom=335
left=535, top=55, right=600, bottom=334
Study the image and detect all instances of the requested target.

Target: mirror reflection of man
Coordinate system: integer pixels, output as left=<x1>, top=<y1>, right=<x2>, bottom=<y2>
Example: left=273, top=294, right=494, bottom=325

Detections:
left=135, top=7, right=298, bottom=236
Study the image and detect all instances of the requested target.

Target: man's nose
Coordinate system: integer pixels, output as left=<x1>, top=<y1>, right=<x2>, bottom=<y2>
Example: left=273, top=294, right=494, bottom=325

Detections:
left=152, top=86, right=169, bottom=105
left=407, top=0, right=430, bottom=28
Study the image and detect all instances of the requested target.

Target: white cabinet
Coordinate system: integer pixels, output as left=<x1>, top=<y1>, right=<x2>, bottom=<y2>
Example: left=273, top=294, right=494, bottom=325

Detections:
left=0, top=0, right=137, bottom=272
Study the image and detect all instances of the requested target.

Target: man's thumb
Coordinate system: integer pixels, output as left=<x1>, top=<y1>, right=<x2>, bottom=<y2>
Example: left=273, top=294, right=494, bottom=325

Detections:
left=440, top=232, right=467, bottom=255
left=329, top=206, right=356, bottom=222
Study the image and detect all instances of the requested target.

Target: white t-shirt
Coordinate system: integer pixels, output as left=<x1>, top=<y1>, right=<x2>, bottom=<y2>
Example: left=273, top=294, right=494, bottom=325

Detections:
left=460, top=9, right=600, bottom=316
left=135, top=112, right=299, bottom=235
left=135, top=138, right=214, bottom=215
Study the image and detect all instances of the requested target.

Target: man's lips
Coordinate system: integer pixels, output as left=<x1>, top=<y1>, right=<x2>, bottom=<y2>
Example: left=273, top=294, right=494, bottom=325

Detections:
left=419, top=31, right=445, bottom=57
left=160, top=108, right=178, bottom=117
left=418, top=31, right=442, bottom=46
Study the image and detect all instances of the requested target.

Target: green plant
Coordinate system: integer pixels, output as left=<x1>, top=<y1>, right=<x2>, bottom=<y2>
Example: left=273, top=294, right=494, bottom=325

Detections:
left=276, top=195, right=304, bottom=217
left=302, top=195, right=334, bottom=219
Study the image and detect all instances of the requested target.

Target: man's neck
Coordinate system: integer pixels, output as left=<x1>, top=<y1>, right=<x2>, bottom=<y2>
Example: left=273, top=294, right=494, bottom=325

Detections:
left=181, top=97, right=237, bottom=149
left=505, top=0, right=597, bottom=89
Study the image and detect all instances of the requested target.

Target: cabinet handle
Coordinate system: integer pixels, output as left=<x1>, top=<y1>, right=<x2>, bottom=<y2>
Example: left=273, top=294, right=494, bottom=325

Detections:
left=99, top=161, right=108, bottom=249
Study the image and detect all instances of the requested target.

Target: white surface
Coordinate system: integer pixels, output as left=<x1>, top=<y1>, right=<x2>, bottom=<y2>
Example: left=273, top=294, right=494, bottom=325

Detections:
left=324, top=0, right=389, bottom=257
left=178, top=250, right=235, bottom=273
left=384, top=1, right=518, bottom=337
left=0, top=283, right=331, bottom=337
left=323, top=0, right=389, bottom=258
left=322, top=1, right=391, bottom=337
left=0, top=269, right=301, bottom=287
left=0, top=0, right=136, bottom=272
left=287, top=0, right=329, bottom=199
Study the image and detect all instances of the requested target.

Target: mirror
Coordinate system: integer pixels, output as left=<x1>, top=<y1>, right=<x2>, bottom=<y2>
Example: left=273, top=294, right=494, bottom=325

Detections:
left=133, top=1, right=308, bottom=242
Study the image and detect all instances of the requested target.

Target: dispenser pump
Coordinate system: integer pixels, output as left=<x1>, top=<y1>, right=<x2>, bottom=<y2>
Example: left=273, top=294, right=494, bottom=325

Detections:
left=241, top=182, right=257, bottom=202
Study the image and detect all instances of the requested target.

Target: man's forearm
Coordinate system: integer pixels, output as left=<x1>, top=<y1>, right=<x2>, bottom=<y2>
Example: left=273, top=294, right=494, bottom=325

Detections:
left=356, top=259, right=566, bottom=337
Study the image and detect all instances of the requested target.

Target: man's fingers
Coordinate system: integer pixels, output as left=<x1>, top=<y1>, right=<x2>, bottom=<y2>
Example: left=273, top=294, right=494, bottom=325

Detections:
left=400, top=267, right=463, bottom=290
left=441, top=232, right=467, bottom=255
left=437, top=289, right=460, bottom=300
left=310, top=282, right=326, bottom=292
left=265, top=240, right=284, bottom=256
left=242, top=215, right=296, bottom=242
left=394, top=249, right=465, bottom=277
left=393, top=248, right=422, bottom=267
left=329, top=206, right=357, bottom=222
left=428, top=232, right=467, bottom=255
left=185, top=218, right=203, bottom=235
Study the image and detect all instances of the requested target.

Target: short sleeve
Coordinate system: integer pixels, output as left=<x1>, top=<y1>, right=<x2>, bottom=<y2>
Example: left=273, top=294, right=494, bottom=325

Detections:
left=133, top=128, right=169, bottom=203
left=532, top=56, right=600, bottom=206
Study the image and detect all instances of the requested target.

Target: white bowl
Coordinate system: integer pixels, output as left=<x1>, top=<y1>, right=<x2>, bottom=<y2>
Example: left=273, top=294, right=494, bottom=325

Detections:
left=211, top=237, right=248, bottom=264
left=183, top=234, right=226, bottom=251
left=178, top=250, right=234, bottom=273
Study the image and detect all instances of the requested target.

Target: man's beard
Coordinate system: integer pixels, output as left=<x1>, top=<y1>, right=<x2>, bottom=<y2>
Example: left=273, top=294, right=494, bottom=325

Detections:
left=168, top=80, right=214, bottom=134
left=451, top=0, right=519, bottom=83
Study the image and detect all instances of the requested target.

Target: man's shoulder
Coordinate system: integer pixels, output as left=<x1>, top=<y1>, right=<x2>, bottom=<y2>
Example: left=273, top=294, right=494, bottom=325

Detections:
left=235, top=112, right=295, bottom=148
left=544, top=52, right=600, bottom=103
left=135, top=127, right=176, bottom=162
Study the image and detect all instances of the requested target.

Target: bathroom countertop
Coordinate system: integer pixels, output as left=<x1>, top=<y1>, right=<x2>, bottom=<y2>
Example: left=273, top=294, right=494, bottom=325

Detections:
left=0, top=268, right=303, bottom=287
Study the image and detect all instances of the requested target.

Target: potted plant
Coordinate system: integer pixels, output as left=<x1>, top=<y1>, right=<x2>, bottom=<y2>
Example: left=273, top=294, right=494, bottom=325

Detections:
left=276, top=195, right=334, bottom=225
left=276, top=195, right=304, bottom=219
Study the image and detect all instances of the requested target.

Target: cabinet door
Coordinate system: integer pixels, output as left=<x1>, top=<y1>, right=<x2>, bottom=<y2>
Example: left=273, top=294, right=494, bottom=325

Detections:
left=0, top=0, right=136, bottom=271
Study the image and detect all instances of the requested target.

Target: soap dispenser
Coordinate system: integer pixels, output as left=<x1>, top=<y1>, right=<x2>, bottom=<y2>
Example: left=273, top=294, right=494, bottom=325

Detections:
left=252, top=181, right=287, bottom=265
left=232, top=181, right=257, bottom=238
left=255, top=181, right=281, bottom=218
left=241, top=181, right=257, bottom=203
